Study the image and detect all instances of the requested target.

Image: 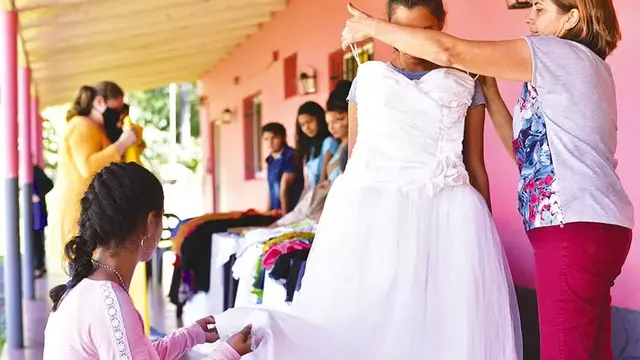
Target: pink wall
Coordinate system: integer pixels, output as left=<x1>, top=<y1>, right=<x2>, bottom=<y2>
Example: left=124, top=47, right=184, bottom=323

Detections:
left=200, top=0, right=640, bottom=309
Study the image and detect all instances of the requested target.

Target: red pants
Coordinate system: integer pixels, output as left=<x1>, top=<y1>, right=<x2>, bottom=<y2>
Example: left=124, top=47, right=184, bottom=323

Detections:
left=528, top=222, right=632, bottom=360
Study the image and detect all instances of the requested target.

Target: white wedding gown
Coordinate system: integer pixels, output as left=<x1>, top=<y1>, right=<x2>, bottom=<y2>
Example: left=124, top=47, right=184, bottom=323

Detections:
left=214, top=61, right=523, bottom=359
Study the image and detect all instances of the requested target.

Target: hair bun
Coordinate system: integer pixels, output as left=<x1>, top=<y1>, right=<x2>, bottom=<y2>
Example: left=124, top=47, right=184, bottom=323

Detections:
left=334, top=80, right=352, bottom=94
left=326, top=80, right=352, bottom=112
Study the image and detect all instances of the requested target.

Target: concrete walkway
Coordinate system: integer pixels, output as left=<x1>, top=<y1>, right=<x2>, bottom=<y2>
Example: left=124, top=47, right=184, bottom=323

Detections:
left=0, top=272, right=49, bottom=360
left=0, top=252, right=185, bottom=360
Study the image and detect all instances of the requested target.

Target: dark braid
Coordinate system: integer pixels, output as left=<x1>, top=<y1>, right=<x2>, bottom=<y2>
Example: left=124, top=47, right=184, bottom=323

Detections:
left=49, top=162, right=164, bottom=311
left=386, top=0, right=446, bottom=25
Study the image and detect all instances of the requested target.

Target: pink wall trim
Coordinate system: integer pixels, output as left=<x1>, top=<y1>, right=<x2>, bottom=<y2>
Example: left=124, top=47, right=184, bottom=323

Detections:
left=200, top=0, right=640, bottom=309
left=0, top=11, right=19, bottom=179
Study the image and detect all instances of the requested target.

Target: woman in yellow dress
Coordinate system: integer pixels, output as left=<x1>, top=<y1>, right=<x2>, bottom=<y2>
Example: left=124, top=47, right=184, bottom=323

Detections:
left=49, top=84, right=138, bottom=267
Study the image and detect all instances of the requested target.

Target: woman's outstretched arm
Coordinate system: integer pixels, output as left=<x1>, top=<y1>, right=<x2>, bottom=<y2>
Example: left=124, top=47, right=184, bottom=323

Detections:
left=341, top=3, right=533, bottom=83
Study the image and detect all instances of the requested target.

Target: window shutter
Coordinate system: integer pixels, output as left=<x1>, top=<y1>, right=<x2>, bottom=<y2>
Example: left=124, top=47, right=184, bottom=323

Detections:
left=328, top=49, right=344, bottom=91
left=283, top=53, right=298, bottom=99
left=243, top=95, right=256, bottom=180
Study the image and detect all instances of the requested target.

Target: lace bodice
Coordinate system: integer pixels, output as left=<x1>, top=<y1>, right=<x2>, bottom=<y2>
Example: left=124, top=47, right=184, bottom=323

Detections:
left=346, top=61, right=475, bottom=195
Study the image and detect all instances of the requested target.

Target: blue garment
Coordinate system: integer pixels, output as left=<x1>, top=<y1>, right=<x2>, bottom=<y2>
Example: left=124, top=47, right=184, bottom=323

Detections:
left=170, top=217, right=192, bottom=238
left=267, top=145, right=303, bottom=211
left=304, top=137, right=340, bottom=188
left=32, top=165, right=53, bottom=231
left=327, top=145, right=348, bottom=182
left=33, top=183, right=47, bottom=231
left=347, top=62, right=486, bottom=108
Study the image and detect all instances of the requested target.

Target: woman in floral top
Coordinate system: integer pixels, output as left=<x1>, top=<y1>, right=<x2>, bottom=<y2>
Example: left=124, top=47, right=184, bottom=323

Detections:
left=340, top=0, right=633, bottom=359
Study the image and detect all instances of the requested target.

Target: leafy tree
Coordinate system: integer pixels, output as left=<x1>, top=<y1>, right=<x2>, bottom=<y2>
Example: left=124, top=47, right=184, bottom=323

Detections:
left=41, top=82, right=202, bottom=179
left=42, top=116, right=59, bottom=179
left=127, top=83, right=202, bottom=177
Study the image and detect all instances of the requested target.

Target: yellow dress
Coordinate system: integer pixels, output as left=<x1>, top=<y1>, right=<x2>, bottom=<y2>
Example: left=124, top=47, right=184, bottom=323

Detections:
left=49, top=116, right=121, bottom=252
left=122, top=116, right=144, bottom=164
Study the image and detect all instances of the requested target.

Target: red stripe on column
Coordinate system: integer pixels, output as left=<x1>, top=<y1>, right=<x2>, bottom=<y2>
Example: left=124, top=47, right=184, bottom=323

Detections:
left=0, top=11, right=19, bottom=179
left=30, top=97, right=44, bottom=168
left=18, top=67, right=33, bottom=183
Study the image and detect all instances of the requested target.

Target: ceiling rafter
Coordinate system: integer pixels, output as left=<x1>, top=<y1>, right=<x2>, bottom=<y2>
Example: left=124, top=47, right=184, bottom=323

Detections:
left=20, top=0, right=284, bottom=30
left=29, top=35, right=246, bottom=70
left=26, top=19, right=264, bottom=54
left=39, top=69, right=207, bottom=107
left=34, top=54, right=223, bottom=82
left=12, top=0, right=287, bottom=107
left=22, top=4, right=277, bottom=43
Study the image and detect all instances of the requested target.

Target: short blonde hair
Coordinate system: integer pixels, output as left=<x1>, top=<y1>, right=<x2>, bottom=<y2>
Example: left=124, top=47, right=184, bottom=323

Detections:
left=552, top=0, right=621, bottom=59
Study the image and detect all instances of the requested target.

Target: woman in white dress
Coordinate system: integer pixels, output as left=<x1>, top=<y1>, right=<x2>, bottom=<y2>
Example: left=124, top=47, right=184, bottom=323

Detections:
left=213, top=1, right=522, bottom=358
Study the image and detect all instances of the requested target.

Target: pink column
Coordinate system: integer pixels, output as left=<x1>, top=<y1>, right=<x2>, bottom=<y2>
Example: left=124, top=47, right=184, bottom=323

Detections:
left=30, top=96, right=44, bottom=168
left=18, top=68, right=33, bottom=183
left=18, top=66, right=35, bottom=300
left=0, top=9, right=24, bottom=348
left=199, top=95, right=217, bottom=212
left=0, top=12, right=18, bottom=179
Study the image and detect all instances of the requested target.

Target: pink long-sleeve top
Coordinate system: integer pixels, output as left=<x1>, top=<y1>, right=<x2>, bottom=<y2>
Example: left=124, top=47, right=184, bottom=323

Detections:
left=43, top=279, right=240, bottom=360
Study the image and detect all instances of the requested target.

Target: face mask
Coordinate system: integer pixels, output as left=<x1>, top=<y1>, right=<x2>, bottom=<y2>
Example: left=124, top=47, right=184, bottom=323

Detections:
left=102, top=107, right=123, bottom=143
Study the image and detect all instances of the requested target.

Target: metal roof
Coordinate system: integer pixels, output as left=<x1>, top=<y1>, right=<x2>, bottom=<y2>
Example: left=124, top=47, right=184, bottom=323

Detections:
left=2, top=0, right=286, bottom=107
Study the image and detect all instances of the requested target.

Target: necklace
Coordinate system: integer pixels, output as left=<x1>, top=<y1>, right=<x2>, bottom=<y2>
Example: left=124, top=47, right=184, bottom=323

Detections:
left=92, top=259, right=128, bottom=293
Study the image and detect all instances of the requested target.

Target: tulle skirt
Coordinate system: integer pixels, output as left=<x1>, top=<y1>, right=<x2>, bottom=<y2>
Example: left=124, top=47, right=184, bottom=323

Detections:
left=215, top=174, right=523, bottom=359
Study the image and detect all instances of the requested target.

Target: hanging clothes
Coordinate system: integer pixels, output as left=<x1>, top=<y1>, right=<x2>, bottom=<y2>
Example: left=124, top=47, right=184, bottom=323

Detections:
left=171, top=210, right=275, bottom=253
left=169, top=212, right=280, bottom=309
left=250, top=231, right=315, bottom=303
left=269, top=249, right=310, bottom=302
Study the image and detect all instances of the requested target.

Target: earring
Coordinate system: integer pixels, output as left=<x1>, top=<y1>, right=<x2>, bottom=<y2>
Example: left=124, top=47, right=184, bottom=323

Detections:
left=140, top=234, right=156, bottom=252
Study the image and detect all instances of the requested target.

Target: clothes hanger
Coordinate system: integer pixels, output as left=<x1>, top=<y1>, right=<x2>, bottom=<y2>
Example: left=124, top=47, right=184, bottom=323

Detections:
left=349, top=43, right=361, bottom=65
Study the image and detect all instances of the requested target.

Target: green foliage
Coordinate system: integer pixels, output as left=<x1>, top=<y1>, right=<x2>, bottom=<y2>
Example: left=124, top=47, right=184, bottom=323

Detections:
left=42, top=116, right=59, bottom=179
left=41, top=82, right=202, bottom=179
left=127, top=83, right=202, bottom=177
left=127, top=83, right=200, bottom=137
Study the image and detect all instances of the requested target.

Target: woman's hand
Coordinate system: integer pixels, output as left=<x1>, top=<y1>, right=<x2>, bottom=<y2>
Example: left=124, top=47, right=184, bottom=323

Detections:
left=118, top=127, right=138, bottom=148
left=227, top=324, right=256, bottom=356
left=478, top=76, right=499, bottom=91
left=196, top=316, right=220, bottom=343
left=113, top=127, right=138, bottom=155
left=341, top=3, right=376, bottom=50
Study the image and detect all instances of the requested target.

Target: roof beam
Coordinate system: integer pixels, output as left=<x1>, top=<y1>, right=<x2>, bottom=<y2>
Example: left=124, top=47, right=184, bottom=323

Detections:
left=39, top=69, right=206, bottom=107
left=13, top=0, right=100, bottom=12
left=1, top=0, right=12, bottom=11
left=25, top=15, right=265, bottom=53
left=31, top=43, right=235, bottom=78
left=22, top=4, right=276, bottom=44
left=34, top=55, right=217, bottom=85
left=20, top=0, right=284, bottom=29
left=29, top=35, right=246, bottom=69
